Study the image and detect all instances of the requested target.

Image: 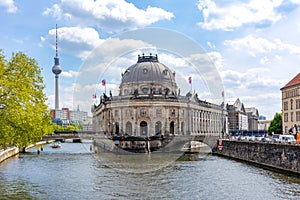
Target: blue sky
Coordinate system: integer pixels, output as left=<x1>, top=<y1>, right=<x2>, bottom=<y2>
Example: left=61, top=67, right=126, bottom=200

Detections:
left=2, top=0, right=300, bottom=119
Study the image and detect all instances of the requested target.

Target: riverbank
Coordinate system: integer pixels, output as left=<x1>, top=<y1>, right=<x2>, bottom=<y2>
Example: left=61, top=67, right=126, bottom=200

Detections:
left=0, top=141, right=49, bottom=164
left=213, top=140, right=300, bottom=177
left=0, top=147, right=19, bottom=163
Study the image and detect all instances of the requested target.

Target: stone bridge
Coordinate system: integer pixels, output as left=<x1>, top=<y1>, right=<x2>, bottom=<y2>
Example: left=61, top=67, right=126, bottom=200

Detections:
left=42, top=131, right=219, bottom=149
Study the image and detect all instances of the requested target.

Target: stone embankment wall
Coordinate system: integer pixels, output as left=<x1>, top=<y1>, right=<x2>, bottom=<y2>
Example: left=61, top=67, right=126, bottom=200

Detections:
left=0, top=147, right=19, bottom=163
left=214, top=140, right=300, bottom=175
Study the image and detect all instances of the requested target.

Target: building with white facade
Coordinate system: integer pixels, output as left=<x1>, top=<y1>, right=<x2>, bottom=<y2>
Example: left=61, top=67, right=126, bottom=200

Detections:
left=227, top=99, right=248, bottom=134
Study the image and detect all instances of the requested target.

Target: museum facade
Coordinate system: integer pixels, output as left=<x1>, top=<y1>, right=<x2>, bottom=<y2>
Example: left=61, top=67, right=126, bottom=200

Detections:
left=92, top=54, right=227, bottom=137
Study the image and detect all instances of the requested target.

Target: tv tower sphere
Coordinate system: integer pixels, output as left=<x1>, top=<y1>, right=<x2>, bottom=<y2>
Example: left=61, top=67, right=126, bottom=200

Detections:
left=52, top=57, right=62, bottom=75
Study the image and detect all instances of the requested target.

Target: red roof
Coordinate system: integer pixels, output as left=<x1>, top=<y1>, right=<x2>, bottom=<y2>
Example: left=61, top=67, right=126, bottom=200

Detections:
left=281, top=73, right=300, bottom=90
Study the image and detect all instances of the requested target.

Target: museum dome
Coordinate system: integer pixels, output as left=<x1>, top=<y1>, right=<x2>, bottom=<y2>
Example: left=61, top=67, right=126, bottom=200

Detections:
left=120, top=54, right=178, bottom=91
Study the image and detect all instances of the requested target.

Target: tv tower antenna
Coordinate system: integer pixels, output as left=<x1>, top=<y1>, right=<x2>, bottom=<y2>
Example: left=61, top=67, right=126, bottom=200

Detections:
left=52, top=24, right=62, bottom=110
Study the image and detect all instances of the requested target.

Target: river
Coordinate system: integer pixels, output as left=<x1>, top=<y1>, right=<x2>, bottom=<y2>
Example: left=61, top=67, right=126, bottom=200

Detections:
left=0, top=142, right=299, bottom=200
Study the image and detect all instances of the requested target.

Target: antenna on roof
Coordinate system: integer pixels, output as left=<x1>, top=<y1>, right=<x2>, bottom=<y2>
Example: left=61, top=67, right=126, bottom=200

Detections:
left=55, top=24, right=58, bottom=58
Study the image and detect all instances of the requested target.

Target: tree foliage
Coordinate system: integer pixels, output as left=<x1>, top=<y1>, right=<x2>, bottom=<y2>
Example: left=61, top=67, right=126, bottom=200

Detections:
left=268, top=113, right=282, bottom=135
left=0, top=50, right=53, bottom=148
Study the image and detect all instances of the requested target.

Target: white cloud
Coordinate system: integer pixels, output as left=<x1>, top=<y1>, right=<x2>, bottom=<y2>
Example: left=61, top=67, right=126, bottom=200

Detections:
left=291, top=0, right=300, bottom=4
left=197, top=0, right=283, bottom=30
left=221, top=68, right=284, bottom=90
left=221, top=68, right=285, bottom=118
left=207, top=51, right=223, bottom=69
left=224, top=35, right=300, bottom=57
left=43, top=4, right=72, bottom=20
left=43, top=0, right=174, bottom=31
left=61, top=70, right=79, bottom=78
left=0, top=0, right=17, bottom=13
left=41, top=26, right=104, bottom=59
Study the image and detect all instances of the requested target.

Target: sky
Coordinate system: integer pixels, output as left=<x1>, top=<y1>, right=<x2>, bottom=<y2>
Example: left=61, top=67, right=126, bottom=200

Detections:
left=2, top=0, right=300, bottom=119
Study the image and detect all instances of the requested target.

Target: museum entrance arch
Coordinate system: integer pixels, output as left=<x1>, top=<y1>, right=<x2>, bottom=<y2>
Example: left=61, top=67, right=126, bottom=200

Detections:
left=125, top=121, right=132, bottom=135
left=170, top=121, right=175, bottom=135
left=155, top=121, right=162, bottom=135
left=140, top=121, right=148, bottom=136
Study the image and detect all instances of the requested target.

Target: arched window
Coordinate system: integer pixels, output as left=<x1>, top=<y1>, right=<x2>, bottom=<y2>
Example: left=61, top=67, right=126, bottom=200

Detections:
left=140, top=121, right=148, bottom=136
left=155, top=121, right=162, bottom=134
left=285, top=126, right=288, bottom=134
left=115, top=122, right=119, bottom=135
left=170, top=121, right=175, bottom=135
left=126, top=121, right=132, bottom=135
left=181, top=122, right=184, bottom=135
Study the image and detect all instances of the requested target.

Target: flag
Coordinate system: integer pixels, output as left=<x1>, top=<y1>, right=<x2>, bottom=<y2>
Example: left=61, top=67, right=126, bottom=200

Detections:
left=93, top=93, right=96, bottom=99
left=188, top=76, right=192, bottom=84
left=222, top=91, right=224, bottom=98
left=102, top=79, right=106, bottom=86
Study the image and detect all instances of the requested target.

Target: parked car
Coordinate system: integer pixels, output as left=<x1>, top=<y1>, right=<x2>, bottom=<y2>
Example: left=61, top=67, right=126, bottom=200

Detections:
left=272, top=138, right=280, bottom=143
left=279, top=135, right=296, bottom=144
left=255, top=136, right=264, bottom=142
left=261, top=137, right=271, bottom=143
left=248, top=136, right=256, bottom=141
left=272, top=134, right=280, bottom=143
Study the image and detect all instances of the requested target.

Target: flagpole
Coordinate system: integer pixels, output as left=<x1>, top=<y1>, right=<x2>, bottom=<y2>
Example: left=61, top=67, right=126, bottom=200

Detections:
left=102, top=79, right=106, bottom=94
left=188, top=76, right=192, bottom=92
left=221, top=91, right=225, bottom=138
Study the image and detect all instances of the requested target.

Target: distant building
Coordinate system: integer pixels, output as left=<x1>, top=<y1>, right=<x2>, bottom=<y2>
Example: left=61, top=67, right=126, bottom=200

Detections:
left=227, top=98, right=248, bottom=134
left=258, top=120, right=270, bottom=131
left=51, top=108, right=70, bottom=120
left=281, top=73, right=300, bottom=134
left=70, top=110, right=88, bottom=122
left=82, top=116, right=93, bottom=131
left=258, top=115, right=266, bottom=120
left=246, top=107, right=259, bottom=130
left=51, top=108, right=88, bottom=121
left=51, top=107, right=92, bottom=130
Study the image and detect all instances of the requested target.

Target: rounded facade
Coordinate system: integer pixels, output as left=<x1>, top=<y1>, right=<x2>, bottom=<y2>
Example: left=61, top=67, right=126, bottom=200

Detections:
left=93, top=54, right=226, bottom=138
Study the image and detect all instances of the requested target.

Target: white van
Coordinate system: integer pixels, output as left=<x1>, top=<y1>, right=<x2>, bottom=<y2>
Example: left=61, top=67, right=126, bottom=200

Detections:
left=279, top=135, right=296, bottom=144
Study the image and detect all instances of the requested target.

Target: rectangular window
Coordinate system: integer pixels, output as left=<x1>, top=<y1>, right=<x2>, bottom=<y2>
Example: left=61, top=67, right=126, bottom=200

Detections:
left=296, top=111, right=300, bottom=121
left=284, top=102, right=288, bottom=111
left=114, top=110, right=119, bottom=117
left=170, top=108, right=176, bottom=117
left=125, top=109, right=131, bottom=117
left=284, top=113, right=288, bottom=122
left=156, top=109, right=162, bottom=117
left=296, top=100, right=300, bottom=109
left=140, top=109, right=147, bottom=117
left=291, top=112, right=294, bottom=122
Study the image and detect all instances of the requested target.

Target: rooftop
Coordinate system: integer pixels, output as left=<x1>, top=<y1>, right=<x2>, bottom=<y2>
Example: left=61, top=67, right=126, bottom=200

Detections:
left=137, top=54, right=158, bottom=63
left=281, top=73, right=300, bottom=90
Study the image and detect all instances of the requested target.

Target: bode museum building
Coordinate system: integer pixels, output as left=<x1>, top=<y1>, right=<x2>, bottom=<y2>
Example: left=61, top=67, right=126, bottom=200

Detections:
left=92, top=54, right=227, bottom=143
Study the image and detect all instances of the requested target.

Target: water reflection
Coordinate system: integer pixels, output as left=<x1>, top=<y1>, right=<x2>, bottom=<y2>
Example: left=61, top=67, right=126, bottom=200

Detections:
left=0, top=143, right=299, bottom=200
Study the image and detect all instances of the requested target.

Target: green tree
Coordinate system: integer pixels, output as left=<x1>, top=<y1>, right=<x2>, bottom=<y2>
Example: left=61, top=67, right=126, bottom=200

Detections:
left=268, top=113, right=282, bottom=135
left=0, top=50, right=53, bottom=149
left=66, top=125, right=77, bottom=131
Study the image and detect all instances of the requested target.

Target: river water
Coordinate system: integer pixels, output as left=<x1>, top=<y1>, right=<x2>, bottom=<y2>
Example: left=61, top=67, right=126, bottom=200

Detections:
left=0, top=142, right=299, bottom=200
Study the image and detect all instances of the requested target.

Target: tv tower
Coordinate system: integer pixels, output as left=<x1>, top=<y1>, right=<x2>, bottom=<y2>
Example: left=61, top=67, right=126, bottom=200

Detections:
left=52, top=24, right=62, bottom=110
